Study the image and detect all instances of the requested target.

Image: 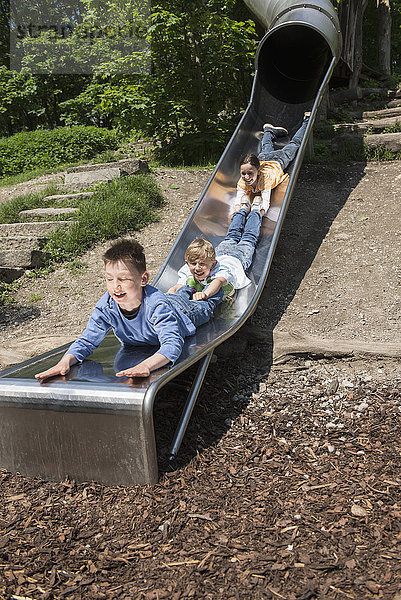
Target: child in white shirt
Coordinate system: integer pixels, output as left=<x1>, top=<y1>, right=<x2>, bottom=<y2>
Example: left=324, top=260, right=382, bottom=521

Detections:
left=167, top=203, right=262, bottom=301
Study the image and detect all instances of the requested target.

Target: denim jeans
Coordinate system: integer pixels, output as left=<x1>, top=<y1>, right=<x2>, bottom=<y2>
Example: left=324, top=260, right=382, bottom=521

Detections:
left=215, top=207, right=262, bottom=271
left=258, top=118, right=308, bottom=170
left=166, top=285, right=223, bottom=327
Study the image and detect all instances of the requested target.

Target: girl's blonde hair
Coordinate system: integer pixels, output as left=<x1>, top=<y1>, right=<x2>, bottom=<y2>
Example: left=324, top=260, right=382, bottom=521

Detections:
left=185, top=238, right=216, bottom=263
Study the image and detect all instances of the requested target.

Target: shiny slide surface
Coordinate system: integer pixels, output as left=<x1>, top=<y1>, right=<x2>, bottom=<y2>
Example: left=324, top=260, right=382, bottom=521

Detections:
left=0, top=0, right=341, bottom=485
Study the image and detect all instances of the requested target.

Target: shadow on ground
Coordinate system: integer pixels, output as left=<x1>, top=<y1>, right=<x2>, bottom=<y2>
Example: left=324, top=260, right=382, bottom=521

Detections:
left=0, top=303, right=40, bottom=327
left=158, top=161, right=368, bottom=474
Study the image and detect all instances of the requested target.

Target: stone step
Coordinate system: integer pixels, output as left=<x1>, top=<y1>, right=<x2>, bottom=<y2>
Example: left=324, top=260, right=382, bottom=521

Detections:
left=19, top=207, right=79, bottom=221
left=66, top=158, right=149, bottom=175
left=330, top=87, right=400, bottom=108
left=361, top=106, right=401, bottom=119
left=387, top=99, right=401, bottom=109
left=332, top=132, right=401, bottom=154
left=0, top=221, right=75, bottom=236
left=64, top=168, right=123, bottom=187
left=0, top=267, right=24, bottom=283
left=364, top=132, right=401, bottom=152
left=333, top=115, right=401, bottom=135
left=0, top=235, right=46, bottom=251
left=0, top=248, right=50, bottom=269
left=42, top=192, right=94, bottom=203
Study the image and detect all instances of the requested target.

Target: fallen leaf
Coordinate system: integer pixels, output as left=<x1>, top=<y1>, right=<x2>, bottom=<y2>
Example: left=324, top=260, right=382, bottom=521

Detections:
left=351, top=504, right=368, bottom=517
left=345, top=558, right=356, bottom=569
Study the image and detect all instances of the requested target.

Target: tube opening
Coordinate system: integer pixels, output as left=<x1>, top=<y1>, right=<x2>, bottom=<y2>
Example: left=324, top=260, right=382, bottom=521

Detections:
left=257, top=24, right=332, bottom=102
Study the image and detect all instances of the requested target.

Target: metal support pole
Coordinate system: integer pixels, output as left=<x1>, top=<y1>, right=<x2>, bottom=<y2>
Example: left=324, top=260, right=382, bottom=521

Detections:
left=306, top=130, right=314, bottom=160
left=169, top=350, right=214, bottom=459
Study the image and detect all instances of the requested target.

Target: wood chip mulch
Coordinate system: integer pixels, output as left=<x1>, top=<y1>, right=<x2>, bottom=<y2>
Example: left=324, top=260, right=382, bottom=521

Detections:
left=1, top=361, right=400, bottom=600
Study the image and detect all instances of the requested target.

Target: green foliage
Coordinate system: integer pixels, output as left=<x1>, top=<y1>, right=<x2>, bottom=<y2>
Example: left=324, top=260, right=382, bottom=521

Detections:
left=0, top=281, right=19, bottom=306
left=0, top=126, right=120, bottom=177
left=153, top=128, right=233, bottom=166
left=365, top=143, right=401, bottom=161
left=307, top=141, right=331, bottom=161
left=0, top=67, right=89, bottom=136
left=313, top=121, right=336, bottom=139
left=29, top=293, right=43, bottom=303
left=0, top=67, right=40, bottom=136
left=16, top=0, right=150, bottom=76
left=0, top=0, right=9, bottom=68
left=59, top=81, right=114, bottom=128
left=44, top=174, right=165, bottom=262
left=58, top=0, right=257, bottom=164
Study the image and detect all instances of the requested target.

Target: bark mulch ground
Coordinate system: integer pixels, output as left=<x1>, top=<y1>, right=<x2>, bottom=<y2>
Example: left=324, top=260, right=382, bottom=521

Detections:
left=1, top=360, right=400, bottom=600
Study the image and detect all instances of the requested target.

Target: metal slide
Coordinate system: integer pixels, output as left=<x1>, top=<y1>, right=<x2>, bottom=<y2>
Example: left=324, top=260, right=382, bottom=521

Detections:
left=0, top=0, right=341, bottom=486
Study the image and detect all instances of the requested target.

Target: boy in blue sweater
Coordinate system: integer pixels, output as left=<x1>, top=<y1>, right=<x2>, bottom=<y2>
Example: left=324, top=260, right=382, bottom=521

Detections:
left=35, top=238, right=222, bottom=381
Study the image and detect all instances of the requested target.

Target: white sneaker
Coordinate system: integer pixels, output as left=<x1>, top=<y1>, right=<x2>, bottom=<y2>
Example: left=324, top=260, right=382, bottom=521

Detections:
left=239, top=195, right=250, bottom=211
left=304, top=111, right=311, bottom=120
left=251, top=196, right=262, bottom=211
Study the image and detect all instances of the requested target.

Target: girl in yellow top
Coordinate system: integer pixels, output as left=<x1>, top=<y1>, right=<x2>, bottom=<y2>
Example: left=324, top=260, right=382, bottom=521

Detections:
left=235, top=112, right=311, bottom=217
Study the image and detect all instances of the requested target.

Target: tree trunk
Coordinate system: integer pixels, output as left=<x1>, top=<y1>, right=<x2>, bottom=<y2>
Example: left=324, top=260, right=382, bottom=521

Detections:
left=348, top=0, right=369, bottom=91
left=377, top=0, right=392, bottom=78
left=187, top=30, right=207, bottom=130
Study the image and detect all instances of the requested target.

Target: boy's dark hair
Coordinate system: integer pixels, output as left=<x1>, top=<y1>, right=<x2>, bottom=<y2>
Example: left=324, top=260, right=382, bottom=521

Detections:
left=103, top=238, right=146, bottom=273
left=240, top=153, right=260, bottom=169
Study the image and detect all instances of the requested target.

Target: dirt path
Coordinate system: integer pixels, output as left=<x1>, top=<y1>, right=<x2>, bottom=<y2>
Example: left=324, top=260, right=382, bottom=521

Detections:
left=0, top=172, right=66, bottom=205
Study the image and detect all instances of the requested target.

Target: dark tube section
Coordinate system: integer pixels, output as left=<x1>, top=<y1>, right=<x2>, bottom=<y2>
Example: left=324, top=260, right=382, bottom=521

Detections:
left=257, top=24, right=332, bottom=103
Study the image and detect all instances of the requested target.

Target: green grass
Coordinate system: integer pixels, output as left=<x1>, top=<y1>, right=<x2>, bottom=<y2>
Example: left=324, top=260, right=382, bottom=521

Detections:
left=365, top=145, right=401, bottom=161
left=29, top=293, right=43, bottom=303
left=0, top=280, right=20, bottom=305
left=43, top=175, right=165, bottom=262
left=0, top=184, right=61, bottom=223
left=149, top=158, right=217, bottom=170
left=0, top=167, right=66, bottom=187
left=0, top=174, right=166, bottom=305
left=0, top=175, right=165, bottom=258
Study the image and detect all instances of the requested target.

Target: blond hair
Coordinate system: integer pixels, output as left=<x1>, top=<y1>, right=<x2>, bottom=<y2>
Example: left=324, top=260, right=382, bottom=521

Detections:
left=185, top=238, right=216, bottom=263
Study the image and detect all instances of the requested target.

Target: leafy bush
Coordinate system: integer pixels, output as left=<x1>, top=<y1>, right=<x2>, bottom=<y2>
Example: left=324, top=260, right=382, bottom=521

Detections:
left=0, top=126, right=120, bottom=177
left=0, top=281, right=19, bottom=305
left=153, top=129, right=232, bottom=166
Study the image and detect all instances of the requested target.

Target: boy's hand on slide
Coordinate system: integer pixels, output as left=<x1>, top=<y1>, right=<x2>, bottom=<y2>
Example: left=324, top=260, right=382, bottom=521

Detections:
left=116, top=365, right=151, bottom=378
left=35, top=363, right=70, bottom=381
